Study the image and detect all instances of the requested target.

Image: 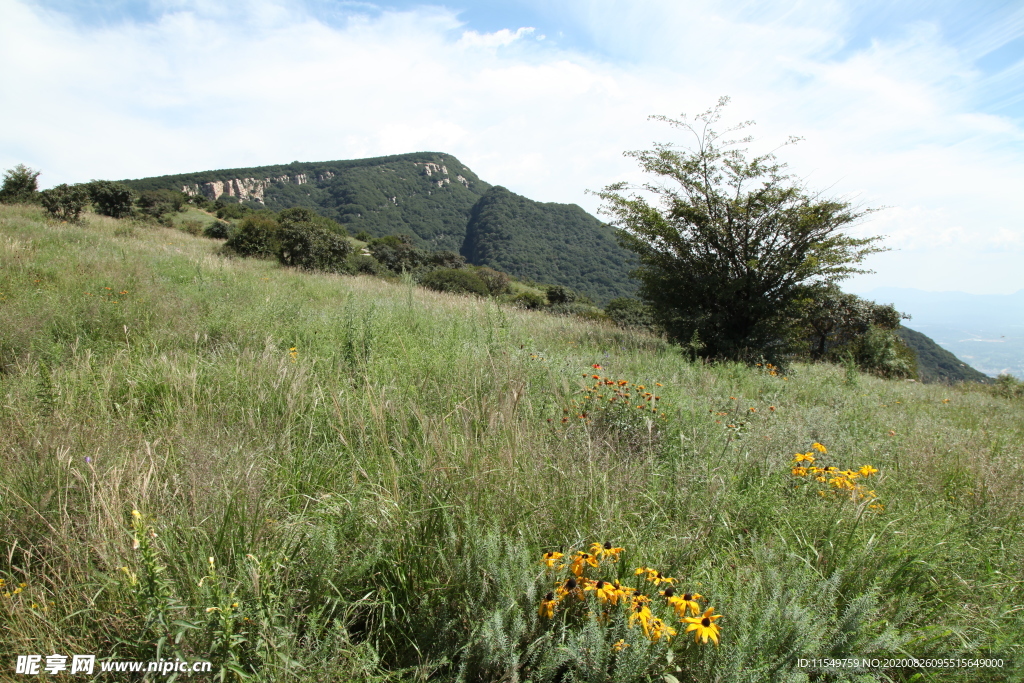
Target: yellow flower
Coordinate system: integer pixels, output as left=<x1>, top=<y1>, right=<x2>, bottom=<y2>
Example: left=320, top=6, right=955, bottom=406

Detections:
left=811, top=442, right=827, bottom=453
left=539, top=592, right=558, bottom=619
left=570, top=552, right=599, bottom=576
left=791, top=466, right=808, bottom=477
left=666, top=589, right=703, bottom=617
left=629, top=598, right=654, bottom=637
left=648, top=616, right=677, bottom=642
left=858, top=465, right=878, bottom=477
left=683, top=607, right=723, bottom=645
left=793, top=452, right=815, bottom=464
left=541, top=551, right=564, bottom=570
left=586, top=580, right=617, bottom=604
left=612, top=639, right=629, bottom=652
left=590, top=541, right=623, bottom=562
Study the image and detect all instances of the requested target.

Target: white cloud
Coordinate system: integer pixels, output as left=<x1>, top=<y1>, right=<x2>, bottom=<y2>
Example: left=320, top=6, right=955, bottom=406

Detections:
left=1, top=0, right=1023, bottom=294
left=457, top=26, right=534, bottom=49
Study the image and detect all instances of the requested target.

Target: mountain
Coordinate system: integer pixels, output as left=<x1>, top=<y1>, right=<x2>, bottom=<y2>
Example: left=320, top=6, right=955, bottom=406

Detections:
left=864, top=287, right=1024, bottom=378
left=121, top=153, right=637, bottom=304
left=896, top=326, right=992, bottom=384
left=462, top=186, right=635, bottom=305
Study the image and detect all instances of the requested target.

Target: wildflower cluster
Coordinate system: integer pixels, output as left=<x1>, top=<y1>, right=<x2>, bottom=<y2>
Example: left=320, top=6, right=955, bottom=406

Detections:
left=790, top=443, right=882, bottom=508
left=83, top=286, right=130, bottom=303
left=538, top=543, right=722, bottom=646
left=289, top=346, right=298, bottom=362
left=754, top=361, right=787, bottom=379
left=551, top=365, right=667, bottom=426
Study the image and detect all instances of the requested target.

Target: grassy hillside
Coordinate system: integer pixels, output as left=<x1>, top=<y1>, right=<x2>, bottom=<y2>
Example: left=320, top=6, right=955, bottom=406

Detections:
left=1, top=205, right=1022, bottom=681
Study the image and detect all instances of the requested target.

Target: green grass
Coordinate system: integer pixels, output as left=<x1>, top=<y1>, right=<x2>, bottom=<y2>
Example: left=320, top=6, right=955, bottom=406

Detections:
left=1, top=204, right=1022, bottom=682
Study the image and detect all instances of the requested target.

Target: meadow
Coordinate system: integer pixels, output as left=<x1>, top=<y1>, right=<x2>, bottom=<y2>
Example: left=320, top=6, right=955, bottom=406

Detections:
left=1, top=204, right=1022, bottom=682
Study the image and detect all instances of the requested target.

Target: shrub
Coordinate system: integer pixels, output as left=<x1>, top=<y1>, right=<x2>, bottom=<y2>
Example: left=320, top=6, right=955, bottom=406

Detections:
left=224, top=214, right=280, bottom=258
left=427, top=250, right=466, bottom=269
left=39, top=184, right=89, bottom=221
left=215, top=201, right=249, bottom=220
left=86, top=180, right=137, bottom=218
left=370, top=239, right=428, bottom=273
left=277, top=222, right=353, bottom=272
left=854, top=326, right=917, bottom=379
left=546, top=285, right=591, bottom=306
left=203, top=221, right=231, bottom=240
left=420, top=268, right=489, bottom=297
left=180, top=219, right=204, bottom=236
left=605, top=298, right=655, bottom=328
left=0, top=164, right=40, bottom=204
left=137, top=189, right=187, bottom=218
left=992, top=374, right=1023, bottom=398
left=474, top=266, right=510, bottom=296
left=350, top=254, right=383, bottom=275
left=509, top=291, right=546, bottom=309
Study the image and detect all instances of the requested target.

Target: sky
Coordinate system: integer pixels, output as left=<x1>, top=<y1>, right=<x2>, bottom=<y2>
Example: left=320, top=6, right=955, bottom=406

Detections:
left=2, top=0, right=1023, bottom=295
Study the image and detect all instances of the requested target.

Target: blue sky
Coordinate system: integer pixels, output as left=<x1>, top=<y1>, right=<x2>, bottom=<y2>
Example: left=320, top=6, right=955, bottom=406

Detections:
left=3, top=0, right=1023, bottom=294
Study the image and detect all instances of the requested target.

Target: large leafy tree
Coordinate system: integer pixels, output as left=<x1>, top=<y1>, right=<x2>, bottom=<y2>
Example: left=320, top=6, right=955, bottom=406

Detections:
left=597, top=98, right=887, bottom=361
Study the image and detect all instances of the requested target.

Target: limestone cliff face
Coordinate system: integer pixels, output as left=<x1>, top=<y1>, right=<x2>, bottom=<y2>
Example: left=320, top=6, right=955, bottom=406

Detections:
left=181, top=173, right=311, bottom=203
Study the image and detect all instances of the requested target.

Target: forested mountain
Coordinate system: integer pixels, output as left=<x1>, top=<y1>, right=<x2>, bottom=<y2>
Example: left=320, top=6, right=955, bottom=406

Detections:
left=462, top=186, right=635, bottom=304
left=122, top=153, right=637, bottom=303
left=897, top=326, right=992, bottom=384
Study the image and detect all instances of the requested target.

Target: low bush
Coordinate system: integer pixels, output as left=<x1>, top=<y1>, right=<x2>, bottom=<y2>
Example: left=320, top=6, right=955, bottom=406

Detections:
left=224, top=214, right=280, bottom=258
left=509, top=291, right=546, bottom=309
left=39, top=183, right=89, bottom=221
left=475, top=266, right=510, bottom=296
left=349, top=254, right=383, bottom=275
left=0, top=164, right=40, bottom=204
left=420, top=268, right=489, bottom=297
left=203, top=220, right=231, bottom=240
left=277, top=222, right=353, bottom=273
left=86, top=180, right=137, bottom=218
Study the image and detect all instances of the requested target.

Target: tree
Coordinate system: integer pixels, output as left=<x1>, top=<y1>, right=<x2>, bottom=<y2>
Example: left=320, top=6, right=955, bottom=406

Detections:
left=597, top=98, right=887, bottom=361
left=797, top=286, right=905, bottom=361
left=0, top=164, right=41, bottom=204
left=86, top=180, right=136, bottom=218
left=39, top=184, right=89, bottom=221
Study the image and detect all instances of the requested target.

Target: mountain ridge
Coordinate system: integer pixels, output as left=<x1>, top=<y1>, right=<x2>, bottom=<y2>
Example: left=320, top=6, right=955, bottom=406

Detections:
left=121, top=152, right=637, bottom=304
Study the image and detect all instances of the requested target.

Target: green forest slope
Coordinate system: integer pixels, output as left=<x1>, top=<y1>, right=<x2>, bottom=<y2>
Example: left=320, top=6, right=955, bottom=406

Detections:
left=461, top=185, right=636, bottom=304
left=121, top=154, right=637, bottom=303
left=1, top=204, right=1021, bottom=681
left=897, top=325, right=993, bottom=383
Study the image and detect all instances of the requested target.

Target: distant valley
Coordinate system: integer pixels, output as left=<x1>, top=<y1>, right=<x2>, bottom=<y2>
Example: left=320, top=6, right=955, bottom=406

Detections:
left=864, top=287, right=1024, bottom=378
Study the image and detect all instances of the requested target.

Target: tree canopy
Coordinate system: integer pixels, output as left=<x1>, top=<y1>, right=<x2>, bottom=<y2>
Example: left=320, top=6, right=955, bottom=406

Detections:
left=597, top=98, right=888, bottom=361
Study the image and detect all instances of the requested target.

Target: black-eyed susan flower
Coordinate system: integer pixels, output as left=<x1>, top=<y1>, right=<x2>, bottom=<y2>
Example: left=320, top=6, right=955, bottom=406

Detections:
left=667, top=591, right=703, bottom=618
left=570, top=552, right=599, bottom=577
left=683, top=607, right=722, bottom=645
left=590, top=541, right=624, bottom=562
left=587, top=580, right=617, bottom=604
left=539, top=592, right=558, bottom=619
left=811, top=442, right=827, bottom=453
left=628, top=596, right=653, bottom=636
left=612, top=639, right=629, bottom=652
left=542, top=551, right=564, bottom=570
left=858, top=465, right=878, bottom=477
left=648, top=616, right=677, bottom=642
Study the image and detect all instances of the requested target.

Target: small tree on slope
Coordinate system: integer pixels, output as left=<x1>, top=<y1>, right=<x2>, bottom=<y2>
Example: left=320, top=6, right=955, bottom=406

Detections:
left=595, top=97, right=888, bottom=362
